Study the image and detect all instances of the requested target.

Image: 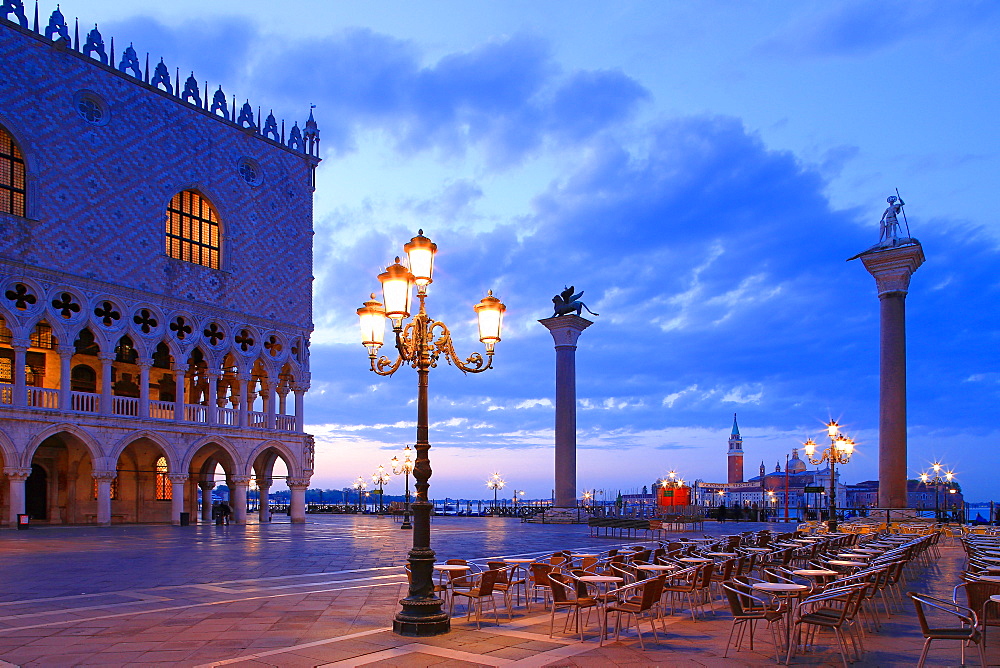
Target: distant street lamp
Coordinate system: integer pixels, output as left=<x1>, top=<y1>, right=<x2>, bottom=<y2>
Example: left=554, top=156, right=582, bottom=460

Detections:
left=390, top=445, right=416, bottom=529
left=919, top=462, right=957, bottom=521
left=372, top=464, right=392, bottom=514
left=352, top=476, right=367, bottom=513
left=659, top=470, right=686, bottom=509
left=802, top=419, right=857, bottom=532
left=487, top=473, right=506, bottom=511
left=357, top=230, right=505, bottom=637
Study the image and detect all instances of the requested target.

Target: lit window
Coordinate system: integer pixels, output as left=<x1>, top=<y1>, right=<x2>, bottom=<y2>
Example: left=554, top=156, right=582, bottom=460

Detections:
left=166, top=190, right=220, bottom=269
left=155, top=456, right=172, bottom=500
left=0, top=126, right=25, bottom=217
left=156, top=457, right=173, bottom=501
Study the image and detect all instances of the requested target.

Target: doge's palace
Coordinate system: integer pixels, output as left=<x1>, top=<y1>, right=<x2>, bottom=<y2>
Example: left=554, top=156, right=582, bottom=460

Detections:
left=0, top=2, right=319, bottom=526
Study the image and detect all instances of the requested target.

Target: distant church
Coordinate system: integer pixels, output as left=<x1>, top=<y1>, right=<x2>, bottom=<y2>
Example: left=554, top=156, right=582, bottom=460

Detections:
left=694, top=414, right=844, bottom=517
left=0, top=2, right=319, bottom=526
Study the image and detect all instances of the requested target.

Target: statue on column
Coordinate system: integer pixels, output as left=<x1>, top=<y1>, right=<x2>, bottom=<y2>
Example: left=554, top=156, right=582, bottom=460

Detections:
left=551, top=286, right=599, bottom=317
left=879, top=195, right=905, bottom=244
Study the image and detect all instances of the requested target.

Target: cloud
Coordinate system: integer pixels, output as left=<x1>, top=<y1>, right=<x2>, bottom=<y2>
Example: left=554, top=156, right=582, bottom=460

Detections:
left=758, top=1, right=1000, bottom=59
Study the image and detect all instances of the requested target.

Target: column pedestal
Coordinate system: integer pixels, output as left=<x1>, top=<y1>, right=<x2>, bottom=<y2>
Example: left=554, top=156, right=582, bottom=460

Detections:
left=230, top=476, right=250, bottom=524
left=168, top=474, right=188, bottom=525
left=288, top=479, right=309, bottom=524
left=5, top=468, right=30, bottom=525
left=858, top=242, right=925, bottom=510
left=539, top=315, right=593, bottom=510
left=199, top=482, right=216, bottom=522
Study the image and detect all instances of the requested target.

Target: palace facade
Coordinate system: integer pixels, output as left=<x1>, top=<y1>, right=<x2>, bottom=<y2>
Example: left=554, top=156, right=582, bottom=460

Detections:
left=0, top=2, right=319, bottom=525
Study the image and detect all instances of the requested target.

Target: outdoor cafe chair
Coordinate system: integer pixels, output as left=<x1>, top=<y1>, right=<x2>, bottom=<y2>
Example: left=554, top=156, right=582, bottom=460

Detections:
left=953, top=580, right=1000, bottom=647
left=722, top=581, right=783, bottom=662
left=909, top=591, right=987, bottom=668
left=661, top=564, right=704, bottom=621
left=789, top=583, right=867, bottom=668
left=547, top=572, right=598, bottom=641
left=601, top=575, right=666, bottom=649
left=529, top=562, right=554, bottom=609
left=449, top=568, right=506, bottom=629
left=487, top=561, right=527, bottom=610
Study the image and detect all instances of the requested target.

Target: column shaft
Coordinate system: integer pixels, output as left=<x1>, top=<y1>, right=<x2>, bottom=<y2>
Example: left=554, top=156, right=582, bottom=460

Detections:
left=59, top=351, right=73, bottom=410
left=554, top=344, right=577, bottom=508
left=879, top=293, right=908, bottom=508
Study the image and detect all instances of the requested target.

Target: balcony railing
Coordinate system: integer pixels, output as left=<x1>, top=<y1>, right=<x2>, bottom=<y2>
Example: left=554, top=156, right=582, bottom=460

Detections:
left=0, top=385, right=298, bottom=431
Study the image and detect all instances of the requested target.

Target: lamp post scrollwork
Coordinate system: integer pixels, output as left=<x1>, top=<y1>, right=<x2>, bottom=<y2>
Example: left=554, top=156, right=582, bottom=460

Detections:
left=358, top=230, right=505, bottom=637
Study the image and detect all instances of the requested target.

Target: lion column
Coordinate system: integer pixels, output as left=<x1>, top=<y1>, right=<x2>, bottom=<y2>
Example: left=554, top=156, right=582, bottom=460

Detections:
left=539, top=315, right=592, bottom=509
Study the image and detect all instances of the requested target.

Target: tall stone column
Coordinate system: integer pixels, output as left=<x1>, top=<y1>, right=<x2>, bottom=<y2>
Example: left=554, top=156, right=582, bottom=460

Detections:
left=237, top=375, right=251, bottom=428
left=539, top=315, right=593, bottom=509
left=5, top=467, right=30, bottom=524
left=138, top=359, right=151, bottom=418
left=288, top=478, right=309, bottom=523
left=172, top=366, right=188, bottom=422
left=98, top=353, right=114, bottom=414
left=230, top=476, right=250, bottom=523
left=858, top=243, right=925, bottom=509
left=11, top=342, right=28, bottom=408
left=257, top=478, right=272, bottom=522
left=93, top=471, right=116, bottom=526
left=199, top=481, right=216, bottom=522
left=206, top=372, right=219, bottom=425
left=168, top=474, right=188, bottom=525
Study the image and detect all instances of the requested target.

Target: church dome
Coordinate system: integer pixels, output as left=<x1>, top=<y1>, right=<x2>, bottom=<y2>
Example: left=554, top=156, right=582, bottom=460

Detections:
left=787, top=448, right=807, bottom=474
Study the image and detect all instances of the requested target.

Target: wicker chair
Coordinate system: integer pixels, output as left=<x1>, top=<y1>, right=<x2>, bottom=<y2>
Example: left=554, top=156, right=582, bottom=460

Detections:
left=547, top=572, right=598, bottom=640
left=909, top=591, right=986, bottom=668
left=722, top=581, right=783, bottom=662
left=601, top=575, right=666, bottom=649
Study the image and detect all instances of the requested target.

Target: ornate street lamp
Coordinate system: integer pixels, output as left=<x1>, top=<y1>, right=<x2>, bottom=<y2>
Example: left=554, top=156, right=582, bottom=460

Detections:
left=802, top=419, right=857, bottom=532
left=372, top=464, right=391, bottom=514
left=918, top=462, right=957, bottom=521
left=390, top=445, right=416, bottom=529
left=352, top=475, right=367, bottom=513
left=358, top=230, right=505, bottom=637
left=486, top=472, right=506, bottom=511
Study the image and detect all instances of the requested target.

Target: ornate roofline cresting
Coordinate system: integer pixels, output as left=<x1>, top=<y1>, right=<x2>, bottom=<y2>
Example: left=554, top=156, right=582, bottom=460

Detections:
left=0, top=0, right=320, bottom=162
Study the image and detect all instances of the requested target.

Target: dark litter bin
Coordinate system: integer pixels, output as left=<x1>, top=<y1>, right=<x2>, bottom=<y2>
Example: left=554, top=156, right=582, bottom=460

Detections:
left=17, top=514, right=29, bottom=530
left=179, top=512, right=190, bottom=526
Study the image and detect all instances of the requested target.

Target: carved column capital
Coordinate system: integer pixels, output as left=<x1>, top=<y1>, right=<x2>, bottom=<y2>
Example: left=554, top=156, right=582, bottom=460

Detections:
left=4, top=467, right=31, bottom=481
left=98, top=352, right=116, bottom=363
left=9, top=339, right=29, bottom=352
left=538, top=315, right=593, bottom=348
left=287, top=477, right=311, bottom=489
left=198, top=481, right=216, bottom=491
left=255, top=477, right=273, bottom=489
left=859, top=242, right=926, bottom=297
left=92, top=470, right=118, bottom=482
left=229, top=475, right=252, bottom=486
left=166, top=473, right=190, bottom=484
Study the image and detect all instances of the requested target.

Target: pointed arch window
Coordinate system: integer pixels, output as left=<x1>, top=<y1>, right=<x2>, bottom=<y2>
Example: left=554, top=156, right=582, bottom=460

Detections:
left=166, top=190, right=220, bottom=269
left=154, top=456, right=171, bottom=500
left=0, top=126, right=26, bottom=217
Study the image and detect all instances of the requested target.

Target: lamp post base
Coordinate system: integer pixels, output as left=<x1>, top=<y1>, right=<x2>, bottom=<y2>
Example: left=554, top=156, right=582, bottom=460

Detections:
left=400, top=517, right=413, bottom=529
left=392, top=607, right=450, bottom=636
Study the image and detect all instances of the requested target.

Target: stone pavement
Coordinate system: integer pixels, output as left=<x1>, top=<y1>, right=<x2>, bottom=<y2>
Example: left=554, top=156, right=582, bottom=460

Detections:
left=0, top=516, right=992, bottom=666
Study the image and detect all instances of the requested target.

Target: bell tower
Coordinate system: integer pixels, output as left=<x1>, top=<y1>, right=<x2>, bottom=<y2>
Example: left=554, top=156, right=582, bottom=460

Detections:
left=727, top=413, right=744, bottom=484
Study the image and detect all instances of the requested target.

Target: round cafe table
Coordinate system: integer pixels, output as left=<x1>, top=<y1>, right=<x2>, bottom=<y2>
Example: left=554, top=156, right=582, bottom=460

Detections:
left=752, top=582, right=809, bottom=657
left=743, top=547, right=772, bottom=553
left=792, top=569, right=838, bottom=587
left=827, top=560, right=866, bottom=571
left=634, top=563, right=675, bottom=573
left=706, top=552, right=738, bottom=558
left=677, top=557, right=712, bottom=564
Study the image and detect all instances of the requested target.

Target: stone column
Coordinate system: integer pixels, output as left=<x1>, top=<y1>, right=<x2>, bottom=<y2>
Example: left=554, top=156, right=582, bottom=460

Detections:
left=172, top=366, right=188, bottom=422
left=237, top=374, right=250, bottom=428
left=859, top=243, right=925, bottom=510
left=288, top=477, right=309, bottom=524
left=138, top=359, right=151, bottom=418
left=257, top=478, right=272, bottom=522
left=98, top=352, right=114, bottom=414
left=539, top=315, right=593, bottom=509
left=199, top=481, right=216, bottom=522
left=265, top=372, right=277, bottom=430
left=230, top=476, right=250, bottom=523
left=59, top=348, right=73, bottom=410
left=168, top=474, right=188, bottom=525
left=93, top=471, right=116, bottom=526
left=11, top=341, right=28, bottom=407
left=5, top=467, right=30, bottom=525
left=206, top=371, right=219, bottom=425
left=293, top=387, right=305, bottom=432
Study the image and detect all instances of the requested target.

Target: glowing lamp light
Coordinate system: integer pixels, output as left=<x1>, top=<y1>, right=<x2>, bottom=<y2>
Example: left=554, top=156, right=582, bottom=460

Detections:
left=474, top=291, right=506, bottom=354
left=803, top=437, right=817, bottom=457
left=357, top=293, right=386, bottom=357
left=378, top=257, right=414, bottom=327
left=403, top=229, right=437, bottom=289
left=826, top=420, right=840, bottom=439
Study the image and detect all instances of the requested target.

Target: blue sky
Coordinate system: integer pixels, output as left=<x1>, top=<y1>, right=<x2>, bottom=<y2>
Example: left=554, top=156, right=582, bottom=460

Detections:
left=81, top=1, right=1000, bottom=501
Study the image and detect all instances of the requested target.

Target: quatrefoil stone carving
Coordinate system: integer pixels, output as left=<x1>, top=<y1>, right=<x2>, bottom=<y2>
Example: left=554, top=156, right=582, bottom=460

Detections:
left=264, top=335, right=282, bottom=357
left=94, top=301, right=121, bottom=327
left=5, top=283, right=37, bottom=311
left=235, top=329, right=255, bottom=351
left=51, top=292, right=81, bottom=319
left=133, top=309, right=158, bottom=334
left=203, top=322, right=224, bottom=346
left=169, top=316, right=192, bottom=340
